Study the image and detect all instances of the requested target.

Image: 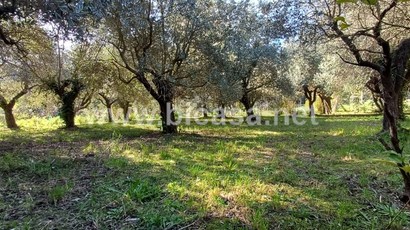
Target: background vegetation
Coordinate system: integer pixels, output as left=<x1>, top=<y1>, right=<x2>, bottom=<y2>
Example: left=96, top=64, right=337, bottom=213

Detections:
left=1, top=0, right=410, bottom=229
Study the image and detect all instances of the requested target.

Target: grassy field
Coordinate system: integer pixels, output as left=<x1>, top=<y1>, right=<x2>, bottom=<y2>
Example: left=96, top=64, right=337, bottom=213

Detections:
left=1, top=116, right=410, bottom=229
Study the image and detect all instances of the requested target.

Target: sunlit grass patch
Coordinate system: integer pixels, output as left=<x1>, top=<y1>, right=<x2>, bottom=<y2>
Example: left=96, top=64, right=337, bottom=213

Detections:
left=1, top=116, right=410, bottom=229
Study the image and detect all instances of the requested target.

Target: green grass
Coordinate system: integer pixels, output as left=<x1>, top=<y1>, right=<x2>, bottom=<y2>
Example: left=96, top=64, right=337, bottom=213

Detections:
left=1, top=116, right=410, bottom=229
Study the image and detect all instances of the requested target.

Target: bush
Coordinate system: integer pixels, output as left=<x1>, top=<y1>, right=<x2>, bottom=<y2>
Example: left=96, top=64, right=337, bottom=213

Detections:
left=404, top=99, right=410, bottom=113
left=337, top=100, right=378, bottom=114
left=21, top=117, right=64, bottom=129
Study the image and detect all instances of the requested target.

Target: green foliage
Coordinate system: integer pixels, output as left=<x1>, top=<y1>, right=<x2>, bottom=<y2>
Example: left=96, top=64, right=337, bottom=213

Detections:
left=374, top=128, right=410, bottom=187
left=250, top=209, right=269, bottom=230
left=159, top=151, right=172, bottom=160
left=49, top=183, right=72, bottom=205
left=0, top=153, right=27, bottom=173
left=126, top=179, right=161, bottom=203
left=2, top=0, right=410, bottom=227
left=334, top=16, right=350, bottom=30
left=374, top=203, right=410, bottom=228
left=105, top=156, right=129, bottom=169
left=338, top=100, right=378, bottom=114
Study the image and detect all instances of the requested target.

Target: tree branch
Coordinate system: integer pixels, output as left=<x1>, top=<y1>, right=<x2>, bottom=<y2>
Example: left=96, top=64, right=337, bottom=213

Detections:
left=331, top=22, right=383, bottom=72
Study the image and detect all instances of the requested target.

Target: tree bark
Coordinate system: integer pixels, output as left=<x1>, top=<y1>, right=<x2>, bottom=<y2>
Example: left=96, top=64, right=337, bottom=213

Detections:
left=123, top=71, right=178, bottom=133
left=381, top=79, right=401, bottom=152
left=64, top=110, right=76, bottom=128
left=319, top=94, right=332, bottom=115
left=99, top=93, right=117, bottom=123
left=118, top=100, right=131, bottom=122
left=303, top=85, right=319, bottom=117
left=382, top=114, right=389, bottom=132
left=372, top=72, right=410, bottom=201
left=3, top=105, right=18, bottom=129
left=380, top=74, right=410, bottom=200
left=324, top=97, right=332, bottom=115
left=240, top=93, right=256, bottom=121
left=107, top=106, right=114, bottom=123
left=308, top=100, right=315, bottom=116
left=0, top=86, right=30, bottom=130
left=60, top=98, right=76, bottom=128
left=47, top=79, right=85, bottom=129
left=151, top=77, right=178, bottom=133
left=372, top=93, right=384, bottom=113
left=159, top=100, right=177, bottom=134
left=61, top=104, right=76, bottom=128
left=217, top=103, right=226, bottom=119
left=202, top=104, right=208, bottom=118
left=123, top=106, right=130, bottom=122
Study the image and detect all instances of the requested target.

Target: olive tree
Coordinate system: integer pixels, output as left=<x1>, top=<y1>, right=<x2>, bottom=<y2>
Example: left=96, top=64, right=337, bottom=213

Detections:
left=306, top=0, right=410, bottom=202
left=199, top=1, right=293, bottom=121
left=104, top=0, right=209, bottom=133
left=0, top=23, right=50, bottom=129
left=0, top=63, right=34, bottom=129
left=23, top=28, right=101, bottom=128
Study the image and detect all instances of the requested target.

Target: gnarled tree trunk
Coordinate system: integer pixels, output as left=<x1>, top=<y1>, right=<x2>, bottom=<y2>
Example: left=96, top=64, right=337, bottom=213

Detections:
left=383, top=89, right=410, bottom=202
left=3, top=105, right=18, bottom=129
left=381, top=72, right=409, bottom=202
left=319, top=94, right=332, bottom=115
left=99, top=93, right=117, bottom=123
left=153, top=78, right=178, bottom=134
left=123, top=106, right=130, bottom=122
left=0, top=86, right=30, bottom=130
left=159, top=99, right=177, bottom=133
left=240, top=93, right=256, bottom=121
left=373, top=93, right=384, bottom=113
left=107, top=107, right=114, bottom=123
left=303, top=85, right=319, bottom=117
left=47, top=79, right=86, bottom=129
left=216, top=103, right=226, bottom=119
left=202, top=104, right=208, bottom=118
left=118, top=99, right=131, bottom=123
left=60, top=97, right=76, bottom=128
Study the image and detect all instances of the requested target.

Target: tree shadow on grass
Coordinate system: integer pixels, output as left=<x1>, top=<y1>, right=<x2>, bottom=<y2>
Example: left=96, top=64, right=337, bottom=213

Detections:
left=1, top=116, right=407, bottom=229
left=0, top=147, right=258, bottom=229
left=0, top=123, right=159, bottom=154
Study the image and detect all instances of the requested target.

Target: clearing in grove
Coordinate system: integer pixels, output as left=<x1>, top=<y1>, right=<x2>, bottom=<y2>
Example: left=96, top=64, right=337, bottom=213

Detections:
left=1, top=115, right=409, bottom=229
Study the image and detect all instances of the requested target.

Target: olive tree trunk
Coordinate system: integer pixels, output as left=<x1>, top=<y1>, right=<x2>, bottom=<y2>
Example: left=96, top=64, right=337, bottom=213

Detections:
left=240, top=93, right=256, bottom=122
left=159, top=100, right=177, bottom=133
left=123, top=106, right=130, bottom=122
left=202, top=104, right=208, bottom=118
left=99, top=93, right=117, bottom=123
left=118, top=100, right=131, bottom=123
left=303, top=85, right=319, bottom=117
left=380, top=73, right=410, bottom=202
left=319, top=94, right=332, bottom=115
left=0, top=87, right=30, bottom=130
left=3, top=105, right=18, bottom=129
left=107, top=106, right=114, bottom=123
left=60, top=98, right=76, bottom=128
